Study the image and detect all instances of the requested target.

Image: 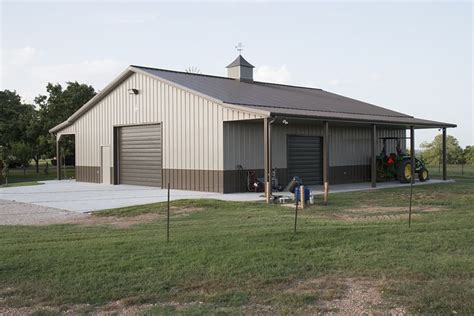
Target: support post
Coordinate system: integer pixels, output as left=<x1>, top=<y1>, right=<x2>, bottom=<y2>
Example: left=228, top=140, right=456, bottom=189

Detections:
left=442, top=128, right=447, bottom=180
left=300, top=185, right=305, bottom=209
left=56, top=135, right=62, bottom=180
left=410, top=126, right=415, bottom=184
left=323, top=121, right=329, bottom=205
left=371, top=124, right=377, bottom=188
left=264, top=117, right=271, bottom=203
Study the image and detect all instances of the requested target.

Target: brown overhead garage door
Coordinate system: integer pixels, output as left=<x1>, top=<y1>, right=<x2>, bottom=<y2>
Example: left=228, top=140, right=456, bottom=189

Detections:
left=118, top=124, right=162, bottom=187
left=287, top=135, right=323, bottom=185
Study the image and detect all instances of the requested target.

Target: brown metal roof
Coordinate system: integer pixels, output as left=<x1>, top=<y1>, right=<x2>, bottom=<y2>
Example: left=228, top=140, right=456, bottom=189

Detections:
left=134, top=66, right=456, bottom=128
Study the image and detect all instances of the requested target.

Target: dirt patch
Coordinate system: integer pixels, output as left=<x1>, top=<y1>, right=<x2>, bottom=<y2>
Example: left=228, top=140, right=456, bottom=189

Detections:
left=0, top=302, right=154, bottom=316
left=60, top=206, right=204, bottom=228
left=326, top=206, right=441, bottom=223
left=319, top=278, right=407, bottom=315
left=285, top=277, right=407, bottom=315
left=65, top=213, right=162, bottom=228
left=345, top=206, right=441, bottom=214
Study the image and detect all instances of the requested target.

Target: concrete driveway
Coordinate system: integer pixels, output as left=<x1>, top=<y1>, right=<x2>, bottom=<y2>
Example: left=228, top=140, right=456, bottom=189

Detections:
left=0, top=179, right=451, bottom=214
left=0, top=180, right=264, bottom=213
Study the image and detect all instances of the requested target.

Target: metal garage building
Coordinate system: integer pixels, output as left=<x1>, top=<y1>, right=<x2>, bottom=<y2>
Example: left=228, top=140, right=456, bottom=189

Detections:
left=51, top=54, right=456, bottom=199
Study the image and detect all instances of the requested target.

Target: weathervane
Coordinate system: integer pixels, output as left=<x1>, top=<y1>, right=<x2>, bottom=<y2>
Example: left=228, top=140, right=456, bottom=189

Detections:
left=235, top=42, right=244, bottom=55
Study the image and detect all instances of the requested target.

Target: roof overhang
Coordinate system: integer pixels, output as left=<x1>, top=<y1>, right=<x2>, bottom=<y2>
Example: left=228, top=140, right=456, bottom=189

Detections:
left=267, top=113, right=456, bottom=129
left=221, top=102, right=456, bottom=129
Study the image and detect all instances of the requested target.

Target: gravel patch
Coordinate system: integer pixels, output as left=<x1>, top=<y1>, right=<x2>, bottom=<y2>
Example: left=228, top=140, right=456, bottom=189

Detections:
left=320, top=278, right=407, bottom=315
left=0, top=199, right=88, bottom=225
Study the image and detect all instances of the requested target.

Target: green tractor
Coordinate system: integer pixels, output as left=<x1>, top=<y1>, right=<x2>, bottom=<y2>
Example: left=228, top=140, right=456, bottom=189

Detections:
left=376, top=137, right=429, bottom=183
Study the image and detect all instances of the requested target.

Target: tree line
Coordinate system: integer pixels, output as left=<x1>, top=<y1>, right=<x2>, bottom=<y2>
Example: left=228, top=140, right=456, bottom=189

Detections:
left=419, top=134, right=474, bottom=168
left=0, top=82, right=96, bottom=172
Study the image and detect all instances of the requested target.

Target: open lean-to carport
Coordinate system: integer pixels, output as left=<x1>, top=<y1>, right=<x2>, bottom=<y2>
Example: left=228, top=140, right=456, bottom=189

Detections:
left=261, top=116, right=454, bottom=204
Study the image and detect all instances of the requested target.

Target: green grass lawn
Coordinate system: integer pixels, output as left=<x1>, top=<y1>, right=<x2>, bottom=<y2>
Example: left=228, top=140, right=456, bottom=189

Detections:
left=0, top=167, right=473, bottom=314
left=1, top=164, right=75, bottom=187
left=0, top=181, right=43, bottom=188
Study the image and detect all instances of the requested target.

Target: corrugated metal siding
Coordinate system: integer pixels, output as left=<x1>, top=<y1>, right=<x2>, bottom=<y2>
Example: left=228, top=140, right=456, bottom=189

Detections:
left=224, top=121, right=406, bottom=170
left=58, top=73, right=263, bottom=176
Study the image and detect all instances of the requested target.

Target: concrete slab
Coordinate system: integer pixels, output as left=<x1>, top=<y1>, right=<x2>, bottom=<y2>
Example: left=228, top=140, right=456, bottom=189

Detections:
left=0, top=179, right=453, bottom=213
left=293, top=179, right=453, bottom=196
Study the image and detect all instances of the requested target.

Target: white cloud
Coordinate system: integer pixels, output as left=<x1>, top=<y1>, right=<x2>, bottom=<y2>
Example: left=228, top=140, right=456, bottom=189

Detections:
left=31, top=59, right=126, bottom=88
left=254, top=65, right=291, bottom=84
left=103, top=14, right=157, bottom=25
left=1, top=47, right=125, bottom=103
left=328, top=79, right=340, bottom=86
left=2, top=46, right=38, bottom=66
left=369, top=72, right=381, bottom=82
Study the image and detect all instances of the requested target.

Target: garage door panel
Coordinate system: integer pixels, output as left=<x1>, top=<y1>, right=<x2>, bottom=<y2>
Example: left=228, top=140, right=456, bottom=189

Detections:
left=287, top=136, right=323, bottom=185
left=119, top=124, right=162, bottom=187
left=120, top=153, right=162, bottom=159
left=120, top=143, right=161, bottom=149
left=120, top=172, right=162, bottom=180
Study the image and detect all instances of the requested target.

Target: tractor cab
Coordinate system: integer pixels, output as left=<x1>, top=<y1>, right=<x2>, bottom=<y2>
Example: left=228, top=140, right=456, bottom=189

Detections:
left=376, top=137, right=429, bottom=183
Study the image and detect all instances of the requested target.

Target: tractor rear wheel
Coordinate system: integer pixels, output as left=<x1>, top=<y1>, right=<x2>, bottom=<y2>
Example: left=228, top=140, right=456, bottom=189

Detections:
left=398, top=159, right=412, bottom=183
left=418, top=167, right=429, bottom=182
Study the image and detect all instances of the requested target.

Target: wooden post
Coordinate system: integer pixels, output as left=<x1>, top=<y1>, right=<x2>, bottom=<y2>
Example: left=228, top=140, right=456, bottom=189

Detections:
left=410, top=126, right=415, bottom=184
left=442, top=128, right=447, bottom=180
left=56, top=135, right=61, bottom=180
left=323, top=121, right=329, bottom=205
left=371, top=124, right=377, bottom=188
left=300, top=185, right=305, bottom=209
left=264, top=118, right=270, bottom=203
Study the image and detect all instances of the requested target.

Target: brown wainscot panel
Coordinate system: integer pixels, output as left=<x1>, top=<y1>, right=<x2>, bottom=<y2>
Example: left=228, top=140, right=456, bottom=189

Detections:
left=162, top=169, right=224, bottom=193
left=75, top=166, right=101, bottom=183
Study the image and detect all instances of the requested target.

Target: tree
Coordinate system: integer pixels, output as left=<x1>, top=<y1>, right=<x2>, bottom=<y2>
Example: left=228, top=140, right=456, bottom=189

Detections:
left=419, top=134, right=463, bottom=166
left=25, top=111, right=51, bottom=173
left=10, top=142, right=33, bottom=168
left=35, top=81, right=96, bottom=160
left=0, top=90, right=35, bottom=148
left=464, top=146, right=474, bottom=165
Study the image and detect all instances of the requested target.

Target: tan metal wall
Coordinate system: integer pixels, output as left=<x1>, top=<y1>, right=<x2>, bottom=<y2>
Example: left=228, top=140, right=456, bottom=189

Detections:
left=58, top=72, right=263, bottom=175
left=223, top=120, right=406, bottom=170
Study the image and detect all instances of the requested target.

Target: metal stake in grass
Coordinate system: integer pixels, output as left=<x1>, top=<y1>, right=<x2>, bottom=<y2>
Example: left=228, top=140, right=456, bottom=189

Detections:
left=167, top=182, right=170, bottom=242
left=408, top=179, right=413, bottom=228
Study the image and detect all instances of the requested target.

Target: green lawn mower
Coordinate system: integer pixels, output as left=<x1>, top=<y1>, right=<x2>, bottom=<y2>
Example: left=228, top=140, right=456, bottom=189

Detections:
left=376, top=137, right=429, bottom=183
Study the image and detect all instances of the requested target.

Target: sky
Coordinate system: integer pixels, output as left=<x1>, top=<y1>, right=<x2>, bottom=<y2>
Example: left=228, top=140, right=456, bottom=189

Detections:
left=1, top=1, right=472, bottom=148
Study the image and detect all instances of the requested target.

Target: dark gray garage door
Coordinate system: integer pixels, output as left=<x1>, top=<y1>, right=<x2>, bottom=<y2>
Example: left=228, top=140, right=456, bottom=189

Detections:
left=287, top=136, right=323, bottom=185
left=118, top=124, right=162, bottom=187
